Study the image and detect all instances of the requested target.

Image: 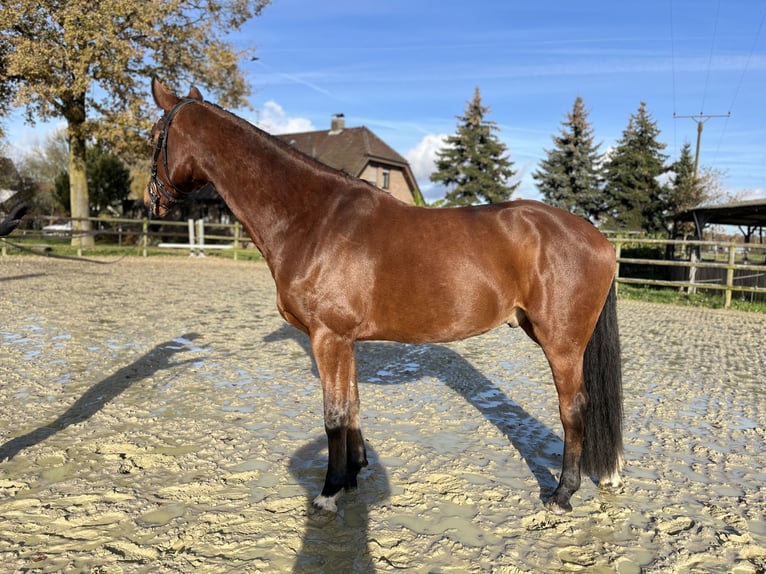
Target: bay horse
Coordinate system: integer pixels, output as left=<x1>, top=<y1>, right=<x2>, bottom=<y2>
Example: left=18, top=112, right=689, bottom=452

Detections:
left=145, top=78, right=623, bottom=514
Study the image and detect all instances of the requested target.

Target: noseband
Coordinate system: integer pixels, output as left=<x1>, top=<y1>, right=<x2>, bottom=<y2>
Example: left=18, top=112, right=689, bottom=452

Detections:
left=147, top=98, right=198, bottom=214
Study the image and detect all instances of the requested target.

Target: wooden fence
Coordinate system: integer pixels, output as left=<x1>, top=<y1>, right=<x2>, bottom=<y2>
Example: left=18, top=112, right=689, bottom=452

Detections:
left=611, top=237, right=766, bottom=307
left=1, top=216, right=254, bottom=261
left=3, top=216, right=765, bottom=308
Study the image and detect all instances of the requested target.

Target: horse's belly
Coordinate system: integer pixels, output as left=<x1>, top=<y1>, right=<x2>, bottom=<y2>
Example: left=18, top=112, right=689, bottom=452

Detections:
left=361, top=286, right=519, bottom=344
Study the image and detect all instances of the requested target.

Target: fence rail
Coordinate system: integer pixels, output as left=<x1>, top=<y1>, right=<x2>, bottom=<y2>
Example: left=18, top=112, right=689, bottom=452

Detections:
left=1, top=215, right=254, bottom=260
left=3, top=216, right=765, bottom=308
left=611, top=237, right=766, bottom=307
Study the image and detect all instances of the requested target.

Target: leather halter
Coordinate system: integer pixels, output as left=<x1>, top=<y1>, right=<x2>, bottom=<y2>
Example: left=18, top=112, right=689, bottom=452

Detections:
left=147, top=98, right=198, bottom=214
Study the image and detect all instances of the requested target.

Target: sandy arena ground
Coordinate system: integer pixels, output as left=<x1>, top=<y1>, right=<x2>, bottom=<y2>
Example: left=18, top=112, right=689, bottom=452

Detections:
left=0, top=256, right=765, bottom=573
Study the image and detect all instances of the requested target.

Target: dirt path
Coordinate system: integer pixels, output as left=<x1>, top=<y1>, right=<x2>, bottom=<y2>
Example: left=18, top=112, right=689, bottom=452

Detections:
left=1, top=257, right=765, bottom=573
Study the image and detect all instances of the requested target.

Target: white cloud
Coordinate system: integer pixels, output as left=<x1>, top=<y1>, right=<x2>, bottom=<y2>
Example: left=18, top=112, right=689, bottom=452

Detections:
left=405, top=134, right=448, bottom=203
left=405, top=133, right=446, bottom=182
left=253, top=101, right=314, bottom=135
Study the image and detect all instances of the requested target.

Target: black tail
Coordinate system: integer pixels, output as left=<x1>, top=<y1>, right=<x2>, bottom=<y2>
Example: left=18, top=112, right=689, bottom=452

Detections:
left=582, top=280, right=623, bottom=479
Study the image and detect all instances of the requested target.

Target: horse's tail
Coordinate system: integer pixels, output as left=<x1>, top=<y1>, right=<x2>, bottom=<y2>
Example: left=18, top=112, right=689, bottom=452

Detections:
left=582, top=280, right=624, bottom=480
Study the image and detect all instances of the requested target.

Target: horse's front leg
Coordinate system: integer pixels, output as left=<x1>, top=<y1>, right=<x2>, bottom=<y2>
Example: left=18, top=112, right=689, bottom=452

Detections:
left=310, top=328, right=368, bottom=512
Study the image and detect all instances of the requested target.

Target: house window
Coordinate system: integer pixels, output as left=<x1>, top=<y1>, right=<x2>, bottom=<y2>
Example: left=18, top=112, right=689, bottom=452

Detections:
left=381, top=170, right=390, bottom=190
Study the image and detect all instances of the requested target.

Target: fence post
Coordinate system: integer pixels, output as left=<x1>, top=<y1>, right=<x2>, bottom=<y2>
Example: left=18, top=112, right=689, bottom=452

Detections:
left=688, top=250, right=698, bottom=295
left=187, top=218, right=196, bottom=256
left=197, top=219, right=205, bottom=257
left=725, top=244, right=736, bottom=309
left=77, top=217, right=83, bottom=258
left=233, top=222, right=241, bottom=261
left=613, top=241, right=622, bottom=294
left=142, top=218, right=149, bottom=257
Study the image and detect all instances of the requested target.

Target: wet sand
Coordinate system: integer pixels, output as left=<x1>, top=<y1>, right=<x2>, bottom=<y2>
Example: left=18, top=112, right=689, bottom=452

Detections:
left=1, top=257, right=764, bottom=573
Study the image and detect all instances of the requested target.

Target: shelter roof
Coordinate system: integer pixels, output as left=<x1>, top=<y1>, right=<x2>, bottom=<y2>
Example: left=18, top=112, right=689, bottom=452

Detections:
left=675, top=199, right=766, bottom=229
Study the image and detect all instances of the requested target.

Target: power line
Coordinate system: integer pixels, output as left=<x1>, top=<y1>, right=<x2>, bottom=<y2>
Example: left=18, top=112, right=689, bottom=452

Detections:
left=669, top=0, right=679, bottom=159
left=712, top=6, right=766, bottom=165
left=727, top=5, right=766, bottom=115
left=671, top=2, right=764, bottom=169
left=700, top=0, right=722, bottom=115
left=669, top=0, right=677, bottom=115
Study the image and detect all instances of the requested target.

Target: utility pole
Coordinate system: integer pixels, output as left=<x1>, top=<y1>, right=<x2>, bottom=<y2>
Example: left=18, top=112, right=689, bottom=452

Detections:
left=673, top=112, right=731, bottom=175
left=672, top=112, right=730, bottom=292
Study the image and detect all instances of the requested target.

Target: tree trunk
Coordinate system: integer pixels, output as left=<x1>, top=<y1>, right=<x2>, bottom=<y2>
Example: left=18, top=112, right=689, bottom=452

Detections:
left=65, top=93, right=93, bottom=247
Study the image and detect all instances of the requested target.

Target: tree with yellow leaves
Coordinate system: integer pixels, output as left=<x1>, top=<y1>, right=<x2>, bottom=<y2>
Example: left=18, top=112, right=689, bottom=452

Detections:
left=0, top=0, right=270, bottom=245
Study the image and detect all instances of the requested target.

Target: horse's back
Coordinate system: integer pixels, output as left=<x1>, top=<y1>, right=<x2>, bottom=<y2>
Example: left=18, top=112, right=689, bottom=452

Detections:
left=342, top=198, right=616, bottom=343
left=373, top=198, right=614, bottom=285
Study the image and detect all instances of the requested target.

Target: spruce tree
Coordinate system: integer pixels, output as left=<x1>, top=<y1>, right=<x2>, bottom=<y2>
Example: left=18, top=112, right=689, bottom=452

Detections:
left=665, top=142, right=697, bottom=236
left=533, top=96, right=604, bottom=221
left=431, top=87, right=518, bottom=206
left=603, top=102, right=669, bottom=233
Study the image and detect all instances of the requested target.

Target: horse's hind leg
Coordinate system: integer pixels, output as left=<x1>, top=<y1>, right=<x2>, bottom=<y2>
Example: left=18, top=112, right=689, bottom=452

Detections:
left=544, top=350, right=588, bottom=514
left=310, top=328, right=368, bottom=512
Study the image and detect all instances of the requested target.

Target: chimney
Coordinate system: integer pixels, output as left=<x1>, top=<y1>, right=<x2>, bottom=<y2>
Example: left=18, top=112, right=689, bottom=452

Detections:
left=330, top=113, right=345, bottom=134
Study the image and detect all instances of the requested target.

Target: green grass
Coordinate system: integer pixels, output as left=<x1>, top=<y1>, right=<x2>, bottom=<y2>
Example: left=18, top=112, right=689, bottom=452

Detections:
left=617, top=283, right=766, bottom=313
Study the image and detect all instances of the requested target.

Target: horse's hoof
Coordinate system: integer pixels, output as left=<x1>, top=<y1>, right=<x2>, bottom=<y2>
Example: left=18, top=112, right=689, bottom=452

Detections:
left=545, top=497, right=573, bottom=515
left=598, top=471, right=624, bottom=493
left=313, top=491, right=342, bottom=512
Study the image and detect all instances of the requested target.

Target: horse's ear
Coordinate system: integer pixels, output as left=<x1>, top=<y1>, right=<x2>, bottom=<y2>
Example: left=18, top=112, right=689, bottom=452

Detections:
left=151, top=77, right=180, bottom=112
left=187, top=86, right=204, bottom=101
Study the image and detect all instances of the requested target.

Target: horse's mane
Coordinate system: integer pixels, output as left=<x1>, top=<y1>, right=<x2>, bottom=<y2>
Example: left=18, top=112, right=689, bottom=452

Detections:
left=199, top=101, right=379, bottom=192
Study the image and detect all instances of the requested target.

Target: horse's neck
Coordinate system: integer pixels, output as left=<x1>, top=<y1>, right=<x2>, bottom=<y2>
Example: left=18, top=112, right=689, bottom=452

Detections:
left=196, top=108, right=343, bottom=260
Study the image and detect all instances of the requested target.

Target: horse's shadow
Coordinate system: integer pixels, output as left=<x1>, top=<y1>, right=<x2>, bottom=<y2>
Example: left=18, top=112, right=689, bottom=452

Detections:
left=0, top=272, right=47, bottom=283
left=289, top=436, right=390, bottom=573
left=265, top=324, right=563, bottom=502
left=0, top=333, right=202, bottom=462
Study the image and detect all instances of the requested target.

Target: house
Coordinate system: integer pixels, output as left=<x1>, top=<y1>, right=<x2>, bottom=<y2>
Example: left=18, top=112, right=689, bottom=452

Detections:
left=277, top=115, right=424, bottom=206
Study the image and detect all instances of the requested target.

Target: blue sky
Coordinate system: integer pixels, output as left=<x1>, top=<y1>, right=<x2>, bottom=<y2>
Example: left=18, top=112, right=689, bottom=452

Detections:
left=235, top=0, right=766, bottom=203
left=5, top=0, right=766, bottom=204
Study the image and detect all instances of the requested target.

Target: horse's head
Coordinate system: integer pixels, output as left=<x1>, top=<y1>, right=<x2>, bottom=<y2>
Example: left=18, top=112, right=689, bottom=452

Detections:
left=145, top=78, right=204, bottom=217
